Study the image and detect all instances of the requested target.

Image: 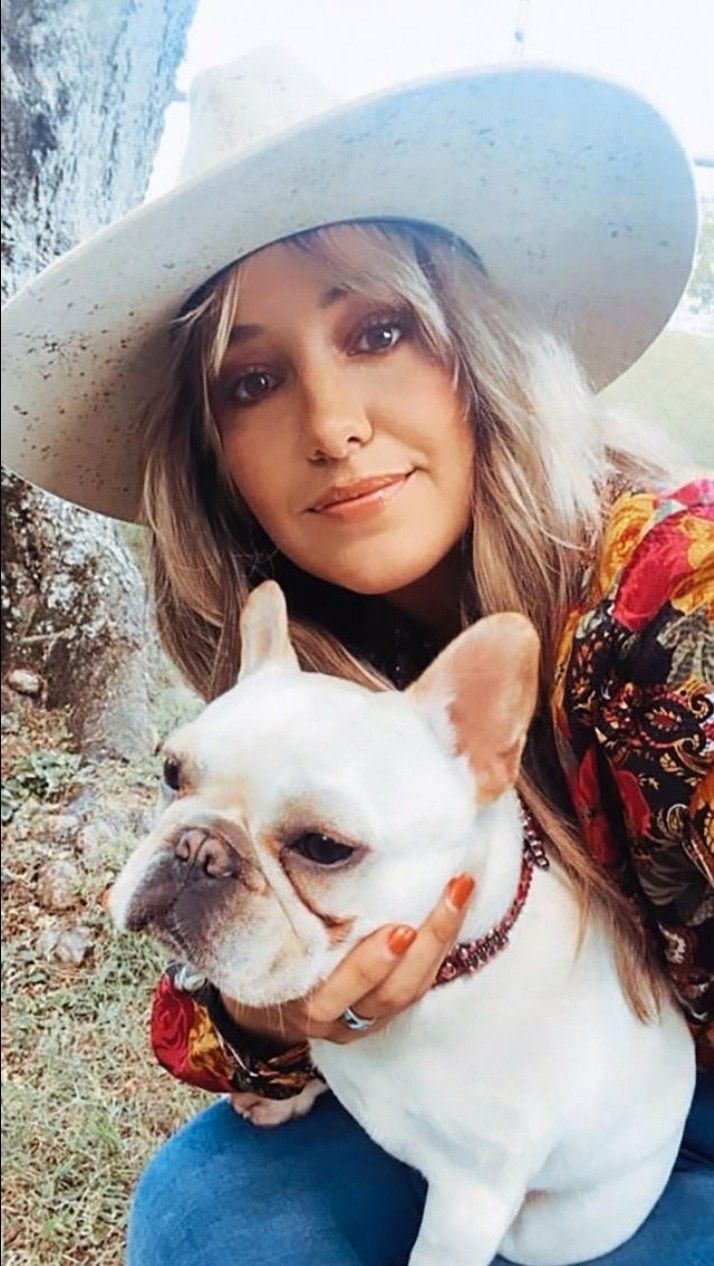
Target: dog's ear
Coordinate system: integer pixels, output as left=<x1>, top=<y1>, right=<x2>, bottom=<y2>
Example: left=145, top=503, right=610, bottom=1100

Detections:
left=408, top=614, right=539, bottom=804
left=238, top=581, right=300, bottom=680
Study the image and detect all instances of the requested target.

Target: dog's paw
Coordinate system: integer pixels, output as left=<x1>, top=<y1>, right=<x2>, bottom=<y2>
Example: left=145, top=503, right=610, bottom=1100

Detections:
left=228, top=1078, right=326, bottom=1128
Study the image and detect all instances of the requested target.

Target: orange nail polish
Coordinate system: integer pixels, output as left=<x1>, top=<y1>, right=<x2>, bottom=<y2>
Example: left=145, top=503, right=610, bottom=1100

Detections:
left=446, top=874, right=475, bottom=910
left=388, top=925, right=417, bottom=954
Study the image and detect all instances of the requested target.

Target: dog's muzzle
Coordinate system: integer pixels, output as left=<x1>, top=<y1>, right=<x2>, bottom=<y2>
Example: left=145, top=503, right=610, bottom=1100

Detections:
left=122, top=824, right=242, bottom=932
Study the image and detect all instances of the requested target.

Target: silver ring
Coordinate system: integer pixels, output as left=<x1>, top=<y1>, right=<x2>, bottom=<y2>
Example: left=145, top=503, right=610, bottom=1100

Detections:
left=339, top=1006, right=376, bottom=1032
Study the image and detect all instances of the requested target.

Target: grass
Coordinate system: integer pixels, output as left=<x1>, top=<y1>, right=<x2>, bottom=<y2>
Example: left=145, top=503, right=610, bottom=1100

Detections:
left=1, top=699, right=211, bottom=1266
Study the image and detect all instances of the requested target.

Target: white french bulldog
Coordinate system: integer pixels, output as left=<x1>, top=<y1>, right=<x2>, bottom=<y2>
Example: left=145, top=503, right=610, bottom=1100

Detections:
left=110, top=581, right=695, bottom=1266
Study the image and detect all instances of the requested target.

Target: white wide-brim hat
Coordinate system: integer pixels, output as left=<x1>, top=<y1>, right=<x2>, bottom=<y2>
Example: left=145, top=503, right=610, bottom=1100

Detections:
left=1, top=49, right=698, bottom=521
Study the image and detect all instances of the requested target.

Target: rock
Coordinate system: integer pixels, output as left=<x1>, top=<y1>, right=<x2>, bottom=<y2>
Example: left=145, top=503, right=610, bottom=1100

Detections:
left=54, top=927, right=93, bottom=965
left=7, top=669, right=42, bottom=696
left=64, top=789, right=99, bottom=820
left=76, top=820, right=117, bottom=866
left=44, top=813, right=81, bottom=844
left=37, top=857, right=82, bottom=910
left=36, top=923, right=94, bottom=964
left=112, top=801, right=156, bottom=836
left=36, top=927, right=60, bottom=957
left=1, top=866, right=19, bottom=890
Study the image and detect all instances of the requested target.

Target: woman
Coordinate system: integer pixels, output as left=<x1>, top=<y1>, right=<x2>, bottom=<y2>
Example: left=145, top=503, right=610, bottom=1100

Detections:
left=2, top=58, right=712, bottom=1265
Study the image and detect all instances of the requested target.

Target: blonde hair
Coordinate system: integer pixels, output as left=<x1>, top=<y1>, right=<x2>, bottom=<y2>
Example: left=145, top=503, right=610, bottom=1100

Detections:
left=143, top=221, right=675, bottom=696
left=143, top=220, right=679, bottom=1015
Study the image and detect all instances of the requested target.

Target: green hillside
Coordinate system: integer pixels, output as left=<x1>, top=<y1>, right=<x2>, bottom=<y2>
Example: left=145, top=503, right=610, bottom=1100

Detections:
left=601, top=329, right=713, bottom=466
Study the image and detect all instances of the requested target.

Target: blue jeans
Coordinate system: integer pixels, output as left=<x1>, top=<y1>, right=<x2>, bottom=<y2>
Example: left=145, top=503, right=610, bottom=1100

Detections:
left=128, top=1073, right=714, bottom=1265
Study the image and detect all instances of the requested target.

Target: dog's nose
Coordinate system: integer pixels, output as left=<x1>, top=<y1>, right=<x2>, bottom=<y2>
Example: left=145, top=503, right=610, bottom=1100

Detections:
left=173, top=827, right=240, bottom=879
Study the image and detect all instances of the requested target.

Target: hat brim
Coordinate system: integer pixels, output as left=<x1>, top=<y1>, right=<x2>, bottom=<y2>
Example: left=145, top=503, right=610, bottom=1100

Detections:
left=1, top=64, right=698, bottom=521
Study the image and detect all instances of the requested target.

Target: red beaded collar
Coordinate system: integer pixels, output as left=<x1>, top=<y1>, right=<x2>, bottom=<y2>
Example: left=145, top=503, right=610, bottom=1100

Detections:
left=434, top=799, right=550, bottom=987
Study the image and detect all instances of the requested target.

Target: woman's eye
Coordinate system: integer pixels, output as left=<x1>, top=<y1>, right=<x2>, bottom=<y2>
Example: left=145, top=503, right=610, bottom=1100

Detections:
left=231, top=370, right=279, bottom=404
left=354, top=318, right=405, bottom=354
left=289, top=833, right=355, bottom=866
left=162, top=758, right=181, bottom=793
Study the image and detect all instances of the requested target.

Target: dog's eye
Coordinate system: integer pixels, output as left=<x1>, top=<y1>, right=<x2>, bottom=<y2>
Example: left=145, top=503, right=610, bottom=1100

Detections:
left=162, top=758, right=181, bottom=793
left=289, top=833, right=355, bottom=866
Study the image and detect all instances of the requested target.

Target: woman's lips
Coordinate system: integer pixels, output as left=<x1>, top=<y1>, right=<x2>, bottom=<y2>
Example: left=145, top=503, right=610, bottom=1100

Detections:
left=309, top=473, right=412, bottom=522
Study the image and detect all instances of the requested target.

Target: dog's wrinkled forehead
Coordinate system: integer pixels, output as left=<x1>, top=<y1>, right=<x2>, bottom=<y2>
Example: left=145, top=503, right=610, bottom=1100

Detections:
left=174, top=670, right=442, bottom=779
left=166, top=668, right=463, bottom=837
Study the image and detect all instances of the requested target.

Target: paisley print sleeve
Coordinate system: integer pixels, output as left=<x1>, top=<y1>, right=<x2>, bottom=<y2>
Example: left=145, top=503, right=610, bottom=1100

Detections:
left=150, top=962, right=319, bottom=1099
left=552, top=479, right=714, bottom=1065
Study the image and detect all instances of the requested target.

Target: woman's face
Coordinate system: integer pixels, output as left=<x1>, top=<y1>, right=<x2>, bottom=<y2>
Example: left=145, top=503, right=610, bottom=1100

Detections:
left=213, top=230, right=474, bottom=602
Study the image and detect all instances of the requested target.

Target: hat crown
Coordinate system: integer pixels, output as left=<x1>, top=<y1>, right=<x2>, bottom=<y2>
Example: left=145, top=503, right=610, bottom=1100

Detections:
left=179, top=47, right=336, bottom=182
left=1, top=56, right=699, bottom=521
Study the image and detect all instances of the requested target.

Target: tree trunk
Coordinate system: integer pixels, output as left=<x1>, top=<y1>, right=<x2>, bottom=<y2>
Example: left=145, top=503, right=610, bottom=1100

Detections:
left=1, top=0, right=196, bottom=757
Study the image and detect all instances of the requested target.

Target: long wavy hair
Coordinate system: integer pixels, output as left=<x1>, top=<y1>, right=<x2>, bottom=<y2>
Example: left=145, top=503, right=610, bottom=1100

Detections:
left=142, top=220, right=683, bottom=1016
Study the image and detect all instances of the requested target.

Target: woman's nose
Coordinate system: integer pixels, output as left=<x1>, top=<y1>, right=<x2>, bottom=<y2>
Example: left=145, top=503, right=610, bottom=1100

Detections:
left=301, top=366, right=373, bottom=462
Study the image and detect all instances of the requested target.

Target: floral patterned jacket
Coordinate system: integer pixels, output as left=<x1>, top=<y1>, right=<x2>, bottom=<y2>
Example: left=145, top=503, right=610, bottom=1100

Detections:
left=150, top=479, right=714, bottom=1096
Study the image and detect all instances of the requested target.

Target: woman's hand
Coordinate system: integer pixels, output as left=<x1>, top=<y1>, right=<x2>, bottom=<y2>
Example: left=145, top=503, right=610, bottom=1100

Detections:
left=221, top=873, right=475, bottom=1046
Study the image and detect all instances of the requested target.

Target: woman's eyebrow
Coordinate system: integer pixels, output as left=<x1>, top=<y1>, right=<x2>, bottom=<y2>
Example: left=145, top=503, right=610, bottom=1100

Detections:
left=318, top=284, right=351, bottom=308
left=227, top=286, right=354, bottom=345
left=227, top=323, right=263, bottom=347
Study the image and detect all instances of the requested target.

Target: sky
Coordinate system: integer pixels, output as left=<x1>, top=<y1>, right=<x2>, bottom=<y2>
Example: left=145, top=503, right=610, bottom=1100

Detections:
left=149, top=0, right=714, bottom=199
